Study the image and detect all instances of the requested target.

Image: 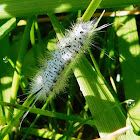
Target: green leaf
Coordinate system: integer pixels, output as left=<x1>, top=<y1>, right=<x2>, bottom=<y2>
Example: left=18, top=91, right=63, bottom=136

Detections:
left=114, top=6, right=140, bottom=134
left=0, top=0, right=140, bottom=19
left=73, top=56, right=127, bottom=139
left=0, top=18, right=16, bottom=39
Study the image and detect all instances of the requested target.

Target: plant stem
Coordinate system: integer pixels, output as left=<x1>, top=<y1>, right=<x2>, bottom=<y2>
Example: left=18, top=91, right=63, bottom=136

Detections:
left=0, top=93, right=35, bottom=140
left=82, top=0, right=103, bottom=21
left=7, top=17, right=33, bottom=122
left=0, top=17, right=16, bottom=39
left=30, top=17, right=38, bottom=65
left=48, top=13, right=65, bottom=40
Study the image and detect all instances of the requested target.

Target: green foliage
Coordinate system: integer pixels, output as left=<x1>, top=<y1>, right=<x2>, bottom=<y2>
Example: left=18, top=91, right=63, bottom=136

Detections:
left=0, top=0, right=140, bottom=140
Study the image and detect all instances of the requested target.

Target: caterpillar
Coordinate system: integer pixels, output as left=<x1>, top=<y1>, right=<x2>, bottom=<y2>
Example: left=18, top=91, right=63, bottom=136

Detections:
left=29, top=19, right=110, bottom=101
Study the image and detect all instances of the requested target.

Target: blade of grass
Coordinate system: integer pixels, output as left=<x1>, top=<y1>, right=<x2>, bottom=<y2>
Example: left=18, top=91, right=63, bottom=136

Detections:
left=0, top=17, right=16, bottom=39
left=7, top=17, right=33, bottom=121
left=34, top=17, right=45, bottom=54
left=22, top=128, right=80, bottom=140
left=104, top=17, right=117, bottom=93
left=30, top=17, right=38, bottom=65
left=65, top=77, right=77, bottom=139
left=0, top=34, right=11, bottom=140
left=72, top=2, right=130, bottom=138
left=48, top=13, right=65, bottom=41
left=0, top=0, right=140, bottom=19
left=114, top=6, right=140, bottom=134
left=0, top=101, right=95, bottom=127
left=21, top=98, right=51, bottom=140
left=73, top=56, right=127, bottom=139
left=126, top=117, right=140, bottom=139
left=0, top=93, right=34, bottom=140
left=81, top=0, right=103, bottom=21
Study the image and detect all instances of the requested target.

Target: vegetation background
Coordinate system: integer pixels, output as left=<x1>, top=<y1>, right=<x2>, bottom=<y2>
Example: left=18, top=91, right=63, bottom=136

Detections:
left=0, top=0, right=140, bottom=139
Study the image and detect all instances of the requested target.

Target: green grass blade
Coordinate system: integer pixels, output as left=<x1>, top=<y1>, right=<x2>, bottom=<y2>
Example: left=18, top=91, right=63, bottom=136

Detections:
left=0, top=101, right=95, bottom=127
left=30, top=17, right=38, bottom=65
left=7, top=17, right=33, bottom=121
left=0, top=0, right=140, bottom=19
left=72, top=2, right=127, bottom=139
left=81, top=0, right=103, bottom=21
left=22, top=128, right=79, bottom=140
left=114, top=6, right=140, bottom=134
left=0, top=93, right=34, bottom=139
left=0, top=34, right=11, bottom=140
left=73, top=56, right=127, bottom=139
left=48, top=13, right=65, bottom=40
left=0, top=17, right=16, bottom=39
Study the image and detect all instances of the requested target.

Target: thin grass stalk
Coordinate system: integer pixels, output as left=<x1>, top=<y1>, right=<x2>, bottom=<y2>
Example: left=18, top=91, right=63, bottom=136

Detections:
left=66, top=77, right=75, bottom=122
left=30, top=17, right=38, bottom=65
left=66, top=77, right=76, bottom=139
left=81, top=0, right=103, bottom=21
left=0, top=17, right=16, bottom=39
left=34, top=17, right=44, bottom=54
left=81, top=1, right=105, bottom=79
left=0, top=101, right=95, bottom=126
left=50, top=99, right=58, bottom=131
left=0, top=35, right=11, bottom=140
left=0, top=93, right=34, bottom=139
left=104, top=17, right=117, bottom=93
left=21, top=96, right=52, bottom=140
left=7, top=17, right=33, bottom=122
left=22, top=128, right=79, bottom=140
left=48, top=13, right=65, bottom=40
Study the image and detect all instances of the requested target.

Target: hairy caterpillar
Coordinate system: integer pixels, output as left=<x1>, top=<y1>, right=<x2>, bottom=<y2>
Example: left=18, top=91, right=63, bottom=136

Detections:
left=29, top=19, right=110, bottom=101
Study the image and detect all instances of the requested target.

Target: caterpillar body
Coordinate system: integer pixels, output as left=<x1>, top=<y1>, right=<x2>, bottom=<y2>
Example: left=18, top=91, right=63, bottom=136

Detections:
left=30, top=19, right=108, bottom=100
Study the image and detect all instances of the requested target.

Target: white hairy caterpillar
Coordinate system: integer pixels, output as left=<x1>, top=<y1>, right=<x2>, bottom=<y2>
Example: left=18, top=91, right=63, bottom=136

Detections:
left=29, top=19, right=109, bottom=101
